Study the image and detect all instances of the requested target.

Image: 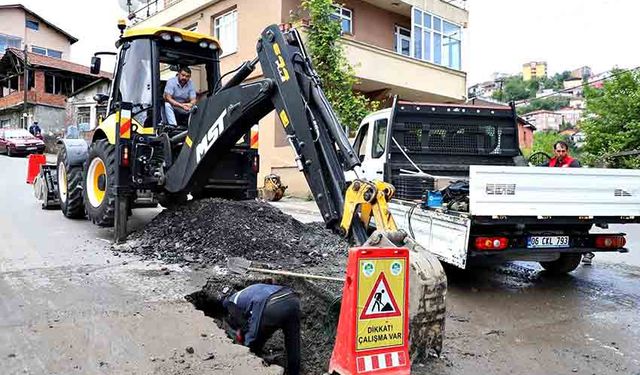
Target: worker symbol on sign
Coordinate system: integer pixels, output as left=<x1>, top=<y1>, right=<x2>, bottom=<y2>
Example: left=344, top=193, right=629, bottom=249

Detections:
left=360, top=273, right=401, bottom=319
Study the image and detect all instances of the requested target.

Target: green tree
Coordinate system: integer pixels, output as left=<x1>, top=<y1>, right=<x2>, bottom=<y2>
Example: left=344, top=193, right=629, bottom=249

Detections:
left=300, top=0, right=378, bottom=131
left=492, top=75, right=539, bottom=102
left=581, top=68, right=640, bottom=168
left=517, top=97, right=570, bottom=115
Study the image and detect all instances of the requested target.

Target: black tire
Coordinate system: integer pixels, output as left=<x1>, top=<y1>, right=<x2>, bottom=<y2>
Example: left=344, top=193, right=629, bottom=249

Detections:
left=83, top=139, right=117, bottom=227
left=540, top=253, right=582, bottom=274
left=7, top=147, right=12, bottom=157
left=57, top=146, right=85, bottom=218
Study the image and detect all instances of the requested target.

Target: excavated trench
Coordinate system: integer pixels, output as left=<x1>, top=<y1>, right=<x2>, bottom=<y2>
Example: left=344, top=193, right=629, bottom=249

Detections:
left=114, top=198, right=351, bottom=374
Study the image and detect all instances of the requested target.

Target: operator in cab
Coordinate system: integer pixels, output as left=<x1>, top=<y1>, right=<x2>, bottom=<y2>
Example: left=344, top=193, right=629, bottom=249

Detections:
left=222, top=283, right=301, bottom=375
left=163, top=66, right=197, bottom=127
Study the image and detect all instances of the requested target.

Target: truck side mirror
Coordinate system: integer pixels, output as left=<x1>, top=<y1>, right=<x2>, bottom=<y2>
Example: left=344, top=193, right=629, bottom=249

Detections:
left=93, top=93, right=109, bottom=104
left=90, top=56, right=102, bottom=74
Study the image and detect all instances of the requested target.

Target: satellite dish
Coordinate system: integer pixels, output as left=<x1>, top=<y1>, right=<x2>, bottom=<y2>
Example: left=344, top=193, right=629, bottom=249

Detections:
left=117, top=0, right=141, bottom=12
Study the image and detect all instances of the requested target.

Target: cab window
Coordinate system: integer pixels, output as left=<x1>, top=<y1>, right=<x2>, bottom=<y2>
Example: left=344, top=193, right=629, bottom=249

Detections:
left=352, top=123, right=369, bottom=162
left=372, top=118, right=388, bottom=158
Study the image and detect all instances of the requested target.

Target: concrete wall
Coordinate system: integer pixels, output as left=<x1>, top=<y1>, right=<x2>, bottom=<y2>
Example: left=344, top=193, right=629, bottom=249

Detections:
left=0, top=8, right=25, bottom=42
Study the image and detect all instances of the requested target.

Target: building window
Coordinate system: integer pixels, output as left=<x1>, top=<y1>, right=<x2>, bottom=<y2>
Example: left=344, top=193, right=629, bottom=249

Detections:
left=214, top=10, right=238, bottom=56
left=32, top=46, right=47, bottom=55
left=394, top=26, right=411, bottom=57
left=411, top=7, right=461, bottom=70
left=76, top=106, right=91, bottom=125
left=331, top=5, right=352, bottom=34
left=26, top=20, right=39, bottom=31
left=0, top=33, right=22, bottom=54
left=32, top=46, right=63, bottom=59
left=44, top=73, right=74, bottom=95
left=185, top=23, right=198, bottom=32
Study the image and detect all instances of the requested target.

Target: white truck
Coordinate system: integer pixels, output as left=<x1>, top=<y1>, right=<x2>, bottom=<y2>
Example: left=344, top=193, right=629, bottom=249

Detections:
left=350, top=100, right=640, bottom=274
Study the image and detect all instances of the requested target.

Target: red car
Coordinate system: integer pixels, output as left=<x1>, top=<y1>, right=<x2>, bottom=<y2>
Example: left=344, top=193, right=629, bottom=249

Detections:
left=0, top=128, right=46, bottom=156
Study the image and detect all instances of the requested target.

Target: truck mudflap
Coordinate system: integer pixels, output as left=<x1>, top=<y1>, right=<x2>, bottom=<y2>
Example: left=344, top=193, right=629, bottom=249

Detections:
left=364, top=230, right=447, bottom=360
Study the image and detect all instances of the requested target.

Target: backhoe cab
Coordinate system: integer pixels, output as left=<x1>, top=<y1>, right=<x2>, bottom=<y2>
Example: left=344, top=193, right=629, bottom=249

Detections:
left=58, top=25, right=258, bottom=228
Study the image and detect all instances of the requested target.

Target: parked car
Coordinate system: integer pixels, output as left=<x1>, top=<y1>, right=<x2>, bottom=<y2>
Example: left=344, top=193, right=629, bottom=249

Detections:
left=0, top=128, right=46, bottom=156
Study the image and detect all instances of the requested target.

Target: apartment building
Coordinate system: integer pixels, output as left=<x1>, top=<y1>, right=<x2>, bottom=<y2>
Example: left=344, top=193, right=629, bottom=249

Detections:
left=0, top=4, right=77, bottom=59
left=522, top=61, right=547, bottom=81
left=0, top=5, right=110, bottom=132
left=133, top=0, right=469, bottom=195
left=521, top=109, right=564, bottom=132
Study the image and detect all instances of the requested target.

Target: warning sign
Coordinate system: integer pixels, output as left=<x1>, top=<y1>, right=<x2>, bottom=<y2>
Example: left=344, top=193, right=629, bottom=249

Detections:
left=360, top=273, right=401, bottom=319
left=356, top=258, right=406, bottom=351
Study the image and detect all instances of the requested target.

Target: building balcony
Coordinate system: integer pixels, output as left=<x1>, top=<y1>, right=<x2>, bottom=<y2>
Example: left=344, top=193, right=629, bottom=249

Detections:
left=343, top=37, right=466, bottom=102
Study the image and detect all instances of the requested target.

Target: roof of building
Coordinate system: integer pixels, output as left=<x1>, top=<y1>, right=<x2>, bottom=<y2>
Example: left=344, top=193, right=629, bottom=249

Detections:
left=560, top=129, right=579, bottom=136
left=521, top=109, right=562, bottom=116
left=4, top=48, right=112, bottom=79
left=68, top=77, right=111, bottom=98
left=0, top=4, right=78, bottom=44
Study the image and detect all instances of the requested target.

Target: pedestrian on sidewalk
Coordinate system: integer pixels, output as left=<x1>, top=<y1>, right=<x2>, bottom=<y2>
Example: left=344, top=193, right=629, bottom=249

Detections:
left=222, top=283, right=301, bottom=375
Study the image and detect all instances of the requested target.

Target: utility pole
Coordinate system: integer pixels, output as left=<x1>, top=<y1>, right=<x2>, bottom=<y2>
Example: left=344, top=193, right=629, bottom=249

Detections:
left=22, top=44, right=28, bottom=129
left=22, top=22, right=28, bottom=129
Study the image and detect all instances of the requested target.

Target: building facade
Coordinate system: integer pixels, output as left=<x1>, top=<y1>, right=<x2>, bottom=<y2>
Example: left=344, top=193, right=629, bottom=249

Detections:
left=0, top=4, right=77, bottom=59
left=522, top=61, right=547, bottom=81
left=65, top=78, right=111, bottom=133
left=521, top=109, right=565, bottom=132
left=0, top=49, right=111, bottom=134
left=132, top=0, right=469, bottom=195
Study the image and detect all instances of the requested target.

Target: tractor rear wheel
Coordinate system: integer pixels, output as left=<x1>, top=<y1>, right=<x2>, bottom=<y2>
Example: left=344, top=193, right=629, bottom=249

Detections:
left=57, top=146, right=85, bottom=218
left=83, top=139, right=117, bottom=227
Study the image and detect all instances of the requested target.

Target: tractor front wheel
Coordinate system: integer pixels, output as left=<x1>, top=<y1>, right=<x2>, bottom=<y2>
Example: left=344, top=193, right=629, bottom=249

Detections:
left=83, top=139, right=117, bottom=227
left=57, top=146, right=85, bottom=218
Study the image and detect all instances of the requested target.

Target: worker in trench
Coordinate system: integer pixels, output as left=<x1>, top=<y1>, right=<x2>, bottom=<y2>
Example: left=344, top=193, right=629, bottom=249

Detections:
left=221, top=283, right=301, bottom=375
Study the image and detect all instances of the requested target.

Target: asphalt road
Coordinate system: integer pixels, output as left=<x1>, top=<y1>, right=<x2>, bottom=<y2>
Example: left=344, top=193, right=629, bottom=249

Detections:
left=272, top=199, right=640, bottom=375
left=0, top=155, right=281, bottom=375
left=2, top=153, right=639, bottom=375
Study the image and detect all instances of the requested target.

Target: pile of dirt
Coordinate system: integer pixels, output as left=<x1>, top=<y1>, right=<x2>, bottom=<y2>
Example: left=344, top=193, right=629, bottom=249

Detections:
left=116, top=198, right=349, bottom=269
left=115, top=198, right=351, bottom=374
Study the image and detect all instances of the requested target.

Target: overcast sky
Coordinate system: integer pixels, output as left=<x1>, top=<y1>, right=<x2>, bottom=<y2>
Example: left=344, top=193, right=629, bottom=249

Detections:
left=7, top=0, right=639, bottom=85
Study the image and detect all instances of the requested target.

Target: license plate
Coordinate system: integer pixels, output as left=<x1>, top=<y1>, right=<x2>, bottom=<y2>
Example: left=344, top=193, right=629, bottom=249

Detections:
left=27, top=147, right=36, bottom=150
left=527, top=236, right=570, bottom=248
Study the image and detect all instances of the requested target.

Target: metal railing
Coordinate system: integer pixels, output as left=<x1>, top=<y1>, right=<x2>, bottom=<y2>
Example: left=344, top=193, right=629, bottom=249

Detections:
left=129, top=0, right=174, bottom=23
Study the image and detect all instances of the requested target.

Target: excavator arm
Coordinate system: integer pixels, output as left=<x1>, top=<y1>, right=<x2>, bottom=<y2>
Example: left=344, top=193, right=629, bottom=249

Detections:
left=164, top=25, right=368, bottom=243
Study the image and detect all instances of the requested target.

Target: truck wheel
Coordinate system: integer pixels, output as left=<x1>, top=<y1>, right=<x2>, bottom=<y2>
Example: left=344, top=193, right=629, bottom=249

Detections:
left=539, top=253, right=582, bottom=274
left=57, top=146, right=85, bottom=218
left=83, top=139, right=116, bottom=227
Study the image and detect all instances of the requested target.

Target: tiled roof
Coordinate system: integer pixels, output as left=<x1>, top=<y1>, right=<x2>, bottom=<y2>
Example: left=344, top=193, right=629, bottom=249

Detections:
left=5, top=48, right=112, bottom=79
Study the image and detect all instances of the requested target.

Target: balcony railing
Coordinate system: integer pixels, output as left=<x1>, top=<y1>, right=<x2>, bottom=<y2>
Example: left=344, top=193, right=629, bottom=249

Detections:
left=129, top=0, right=172, bottom=23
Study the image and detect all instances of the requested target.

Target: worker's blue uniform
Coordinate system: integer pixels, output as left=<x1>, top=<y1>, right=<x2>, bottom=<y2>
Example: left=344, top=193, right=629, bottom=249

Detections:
left=223, top=283, right=301, bottom=375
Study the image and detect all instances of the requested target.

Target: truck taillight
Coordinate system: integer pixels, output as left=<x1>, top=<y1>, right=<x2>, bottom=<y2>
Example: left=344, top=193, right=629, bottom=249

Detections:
left=121, top=145, right=130, bottom=167
left=474, top=237, right=508, bottom=251
left=595, top=235, right=626, bottom=249
left=252, top=154, right=259, bottom=173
